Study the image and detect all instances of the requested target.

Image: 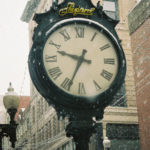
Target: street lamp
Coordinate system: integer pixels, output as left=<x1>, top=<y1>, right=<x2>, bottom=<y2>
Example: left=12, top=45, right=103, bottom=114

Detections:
left=103, top=137, right=111, bottom=150
left=0, top=83, right=19, bottom=149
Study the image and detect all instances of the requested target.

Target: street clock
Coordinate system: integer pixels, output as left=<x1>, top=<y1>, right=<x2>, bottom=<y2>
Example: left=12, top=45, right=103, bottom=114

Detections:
left=28, top=0, right=126, bottom=118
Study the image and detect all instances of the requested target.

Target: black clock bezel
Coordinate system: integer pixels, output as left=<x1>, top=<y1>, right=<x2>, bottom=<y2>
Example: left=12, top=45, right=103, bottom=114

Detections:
left=29, top=18, right=126, bottom=112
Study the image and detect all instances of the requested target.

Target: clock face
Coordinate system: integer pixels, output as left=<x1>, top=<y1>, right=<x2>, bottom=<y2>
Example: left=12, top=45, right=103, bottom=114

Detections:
left=43, top=20, right=119, bottom=97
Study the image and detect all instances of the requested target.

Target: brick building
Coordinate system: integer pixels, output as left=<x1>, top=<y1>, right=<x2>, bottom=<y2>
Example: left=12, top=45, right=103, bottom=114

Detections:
left=128, top=0, right=150, bottom=150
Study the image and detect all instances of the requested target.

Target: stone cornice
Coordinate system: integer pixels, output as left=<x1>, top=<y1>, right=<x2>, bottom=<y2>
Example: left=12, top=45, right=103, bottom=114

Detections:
left=102, top=106, right=138, bottom=124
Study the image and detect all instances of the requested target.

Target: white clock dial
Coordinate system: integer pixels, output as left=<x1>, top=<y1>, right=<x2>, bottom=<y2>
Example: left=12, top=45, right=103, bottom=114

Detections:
left=43, top=22, right=118, bottom=97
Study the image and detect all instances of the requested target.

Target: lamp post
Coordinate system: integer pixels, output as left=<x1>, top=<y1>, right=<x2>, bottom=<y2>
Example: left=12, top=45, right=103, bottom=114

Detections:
left=0, top=83, right=19, bottom=150
left=103, top=137, right=111, bottom=150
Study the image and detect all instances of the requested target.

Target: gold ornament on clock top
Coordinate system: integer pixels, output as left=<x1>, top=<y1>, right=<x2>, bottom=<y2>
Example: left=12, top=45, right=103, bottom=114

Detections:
left=43, top=23, right=118, bottom=97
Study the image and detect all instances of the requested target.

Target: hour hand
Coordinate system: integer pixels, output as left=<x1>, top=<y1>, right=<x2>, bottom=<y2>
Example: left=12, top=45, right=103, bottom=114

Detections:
left=57, top=51, right=92, bottom=64
left=57, top=51, right=79, bottom=60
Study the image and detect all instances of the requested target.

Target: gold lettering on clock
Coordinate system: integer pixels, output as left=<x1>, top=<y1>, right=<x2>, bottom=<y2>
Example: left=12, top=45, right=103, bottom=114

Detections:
left=59, top=2, right=95, bottom=16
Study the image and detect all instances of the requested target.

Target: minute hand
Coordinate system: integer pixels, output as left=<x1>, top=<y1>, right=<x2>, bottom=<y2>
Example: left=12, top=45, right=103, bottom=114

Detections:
left=57, top=51, right=91, bottom=64
left=71, top=49, right=87, bottom=81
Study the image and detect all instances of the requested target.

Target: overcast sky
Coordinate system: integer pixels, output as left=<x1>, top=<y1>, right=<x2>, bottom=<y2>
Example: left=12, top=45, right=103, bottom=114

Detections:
left=0, top=0, right=30, bottom=96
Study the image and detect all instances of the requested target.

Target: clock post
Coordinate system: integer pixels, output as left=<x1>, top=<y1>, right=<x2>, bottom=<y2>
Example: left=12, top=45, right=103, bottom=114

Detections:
left=28, top=0, right=126, bottom=149
left=66, top=116, right=96, bottom=150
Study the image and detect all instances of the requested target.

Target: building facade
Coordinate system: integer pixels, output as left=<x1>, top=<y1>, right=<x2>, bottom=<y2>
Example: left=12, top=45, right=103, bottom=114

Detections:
left=16, top=88, right=75, bottom=150
left=128, top=0, right=150, bottom=149
left=17, top=0, right=143, bottom=149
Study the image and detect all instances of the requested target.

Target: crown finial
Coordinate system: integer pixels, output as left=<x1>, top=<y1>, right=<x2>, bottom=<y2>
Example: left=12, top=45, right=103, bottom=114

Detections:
left=8, top=82, right=14, bottom=92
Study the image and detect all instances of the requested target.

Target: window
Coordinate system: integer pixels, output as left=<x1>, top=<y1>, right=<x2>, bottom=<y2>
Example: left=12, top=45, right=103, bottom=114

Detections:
left=37, top=100, right=41, bottom=118
left=32, top=106, right=35, bottom=123
left=53, top=117, right=57, bottom=136
left=103, top=0, right=119, bottom=20
left=62, top=143, right=70, bottom=150
left=27, top=118, right=30, bottom=129
left=41, top=127, right=44, bottom=141
left=49, top=120, right=52, bottom=138
left=45, top=100, right=48, bottom=112
left=45, top=123, right=49, bottom=140
left=32, top=134, right=36, bottom=150
left=38, top=129, right=41, bottom=143
left=40, top=98, right=43, bottom=115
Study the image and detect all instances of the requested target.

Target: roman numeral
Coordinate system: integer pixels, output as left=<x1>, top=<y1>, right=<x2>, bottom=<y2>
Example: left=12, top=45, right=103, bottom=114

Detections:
left=74, top=26, right=84, bottom=38
left=101, top=69, right=113, bottom=81
left=61, top=77, right=73, bottom=91
left=49, top=40, right=61, bottom=49
left=91, top=32, right=97, bottom=41
left=45, top=55, right=57, bottom=62
left=104, top=58, right=115, bottom=65
left=78, top=82, right=86, bottom=94
left=59, top=29, right=71, bottom=41
left=93, top=80, right=101, bottom=90
left=48, top=67, right=62, bottom=80
left=100, top=44, right=110, bottom=51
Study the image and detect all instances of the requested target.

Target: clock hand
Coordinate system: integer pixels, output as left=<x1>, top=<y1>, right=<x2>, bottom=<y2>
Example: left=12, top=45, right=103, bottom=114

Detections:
left=57, top=51, right=91, bottom=64
left=71, top=49, right=87, bottom=82
left=57, top=51, right=78, bottom=60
